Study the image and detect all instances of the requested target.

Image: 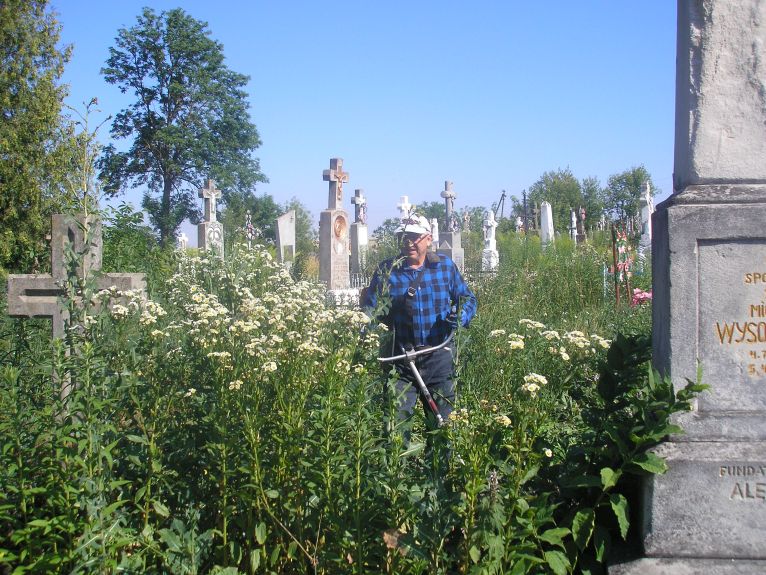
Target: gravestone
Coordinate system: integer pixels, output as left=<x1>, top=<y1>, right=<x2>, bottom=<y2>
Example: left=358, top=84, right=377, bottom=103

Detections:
left=540, top=201, right=554, bottom=245
left=481, top=210, right=499, bottom=271
left=350, top=189, right=368, bottom=274
left=275, top=210, right=295, bottom=264
left=176, top=232, right=189, bottom=250
left=319, top=158, right=351, bottom=291
left=638, top=182, right=654, bottom=259
left=7, top=214, right=146, bottom=396
left=577, top=206, right=587, bottom=243
left=611, top=2, right=766, bottom=573
left=198, top=179, right=224, bottom=257
left=569, top=209, right=577, bottom=242
left=244, top=210, right=260, bottom=250
left=430, top=217, right=439, bottom=252
left=396, top=195, right=413, bottom=219
left=437, top=181, right=464, bottom=270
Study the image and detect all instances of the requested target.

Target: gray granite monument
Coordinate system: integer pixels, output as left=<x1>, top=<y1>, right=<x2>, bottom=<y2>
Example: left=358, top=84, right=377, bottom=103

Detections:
left=198, top=179, right=224, bottom=257
left=612, top=1, right=766, bottom=572
left=437, top=181, right=464, bottom=271
left=319, top=158, right=351, bottom=291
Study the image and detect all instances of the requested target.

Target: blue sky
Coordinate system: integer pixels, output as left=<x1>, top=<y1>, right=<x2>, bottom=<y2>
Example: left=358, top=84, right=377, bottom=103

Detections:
left=55, top=1, right=677, bottom=243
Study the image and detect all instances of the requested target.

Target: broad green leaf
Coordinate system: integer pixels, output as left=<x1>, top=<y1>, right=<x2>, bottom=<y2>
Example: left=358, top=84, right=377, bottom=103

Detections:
left=520, top=464, right=540, bottom=485
left=609, top=493, right=630, bottom=539
left=632, top=452, right=668, bottom=474
left=544, top=550, right=570, bottom=575
left=469, top=545, right=481, bottom=563
left=593, top=524, right=610, bottom=563
left=572, top=508, right=595, bottom=550
left=265, top=489, right=280, bottom=499
left=538, top=527, right=570, bottom=548
left=153, top=500, right=169, bottom=518
left=600, top=467, right=621, bottom=490
left=126, top=434, right=148, bottom=445
left=255, top=522, right=267, bottom=545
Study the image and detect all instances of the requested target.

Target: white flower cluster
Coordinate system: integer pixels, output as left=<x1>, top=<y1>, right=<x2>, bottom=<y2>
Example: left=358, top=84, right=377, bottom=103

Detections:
left=521, top=372, right=548, bottom=397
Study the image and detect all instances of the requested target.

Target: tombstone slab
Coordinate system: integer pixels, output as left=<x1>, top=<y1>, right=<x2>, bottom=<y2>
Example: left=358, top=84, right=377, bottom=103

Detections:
left=350, top=189, right=368, bottom=275
left=540, top=202, right=554, bottom=245
left=275, top=210, right=296, bottom=264
left=615, top=1, right=766, bottom=571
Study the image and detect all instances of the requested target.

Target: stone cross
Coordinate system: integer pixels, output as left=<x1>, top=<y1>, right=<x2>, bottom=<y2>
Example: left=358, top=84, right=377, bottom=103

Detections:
left=440, top=181, right=456, bottom=231
left=396, top=196, right=413, bottom=219
left=483, top=210, right=498, bottom=251
left=199, top=179, right=221, bottom=222
left=351, top=189, right=367, bottom=224
left=322, top=158, right=349, bottom=211
left=176, top=232, right=189, bottom=250
left=244, top=211, right=259, bottom=249
left=7, top=214, right=146, bottom=342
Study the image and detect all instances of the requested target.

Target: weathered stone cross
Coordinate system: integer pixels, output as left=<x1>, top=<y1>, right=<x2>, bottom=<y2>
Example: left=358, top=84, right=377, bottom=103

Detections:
left=199, top=179, right=221, bottom=222
left=7, top=214, right=146, bottom=340
left=351, top=189, right=367, bottom=224
left=440, top=181, right=456, bottom=230
left=322, top=158, right=349, bottom=210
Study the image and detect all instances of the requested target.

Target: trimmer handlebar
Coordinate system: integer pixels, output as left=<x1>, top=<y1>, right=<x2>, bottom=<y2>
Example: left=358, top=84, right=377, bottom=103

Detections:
left=377, top=331, right=454, bottom=363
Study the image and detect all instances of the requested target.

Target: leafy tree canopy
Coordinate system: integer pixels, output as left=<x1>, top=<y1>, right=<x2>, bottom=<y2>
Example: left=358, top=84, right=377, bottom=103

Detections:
left=604, top=165, right=656, bottom=223
left=98, top=7, right=266, bottom=245
left=528, top=168, right=583, bottom=233
left=0, top=0, right=73, bottom=274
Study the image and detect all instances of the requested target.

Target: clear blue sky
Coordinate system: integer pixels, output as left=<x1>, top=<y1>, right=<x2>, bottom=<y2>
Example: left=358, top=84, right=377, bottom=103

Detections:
left=55, top=1, right=677, bottom=244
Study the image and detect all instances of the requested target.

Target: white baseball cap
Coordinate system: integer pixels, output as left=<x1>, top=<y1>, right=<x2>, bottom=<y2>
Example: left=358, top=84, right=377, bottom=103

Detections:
left=395, top=214, right=431, bottom=236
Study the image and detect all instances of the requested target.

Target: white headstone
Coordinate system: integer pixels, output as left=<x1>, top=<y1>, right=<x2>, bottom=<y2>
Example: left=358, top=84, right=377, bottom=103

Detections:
left=430, top=217, right=439, bottom=249
left=396, top=196, right=413, bottom=219
left=198, top=179, right=224, bottom=257
left=540, top=202, right=555, bottom=245
left=481, top=211, right=499, bottom=271
left=275, top=210, right=296, bottom=263
left=569, top=210, right=578, bottom=241
left=176, top=232, right=189, bottom=250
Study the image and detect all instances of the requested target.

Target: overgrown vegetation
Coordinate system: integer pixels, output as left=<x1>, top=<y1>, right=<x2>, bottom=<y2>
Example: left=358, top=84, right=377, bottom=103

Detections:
left=0, top=229, right=703, bottom=574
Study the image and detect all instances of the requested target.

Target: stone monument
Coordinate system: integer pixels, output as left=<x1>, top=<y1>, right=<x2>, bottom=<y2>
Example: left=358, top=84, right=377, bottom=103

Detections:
left=612, top=2, right=766, bottom=572
left=396, top=195, right=413, bottom=219
left=319, top=158, right=351, bottom=291
left=540, top=201, right=554, bottom=245
left=7, top=214, right=146, bottom=398
left=569, top=209, right=578, bottom=242
left=430, top=218, right=439, bottom=252
left=481, top=211, right=499, bottom=271
left=350, top=189, right=368, bottom=274
left=437, top=181, right=464, bottom=270
left=638, top=182, right=654, bottom=259
left=198, top=179, right=224, bottom=257
left=176, top=232, right=189, bottom=250
left=275, top=210, right=295, bottom=264
left=577, top=206, right=587, bottom=243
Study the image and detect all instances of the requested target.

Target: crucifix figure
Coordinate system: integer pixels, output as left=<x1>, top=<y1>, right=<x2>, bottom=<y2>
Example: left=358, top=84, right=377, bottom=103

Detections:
left=397, top=195, right=413, bottom=219
left=351, top=189, right=367, bottom=224
left=199, top=179, right=222, bottom=223
left=322, top=158, right=349, bottom=210
left=440, top=181, right=456, bottom=231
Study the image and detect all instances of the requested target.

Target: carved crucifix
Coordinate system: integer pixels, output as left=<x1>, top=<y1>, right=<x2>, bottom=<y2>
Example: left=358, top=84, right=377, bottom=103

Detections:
left=322, top=158, right=349, bottom=210
left=351, top=189, right=367, bottom=224
left=199, top=179, right=222, bottom=223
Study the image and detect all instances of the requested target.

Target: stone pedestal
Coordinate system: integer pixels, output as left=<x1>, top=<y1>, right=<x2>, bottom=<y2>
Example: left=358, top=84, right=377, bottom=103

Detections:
left=614, top=1, right=766, bottom=572
left=437, top=231, right=464, bottom=271
left=350, top=222, right=367, bottom=274
left=319, top=209, right=350, bottom=291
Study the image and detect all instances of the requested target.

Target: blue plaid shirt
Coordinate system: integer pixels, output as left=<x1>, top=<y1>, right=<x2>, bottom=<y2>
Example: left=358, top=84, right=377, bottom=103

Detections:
left=361, top=253, right=477, bottom=348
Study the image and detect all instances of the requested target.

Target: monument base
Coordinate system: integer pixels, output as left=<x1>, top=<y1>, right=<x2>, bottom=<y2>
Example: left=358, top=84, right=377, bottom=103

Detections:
left=610, top=557, right=766, bottom=574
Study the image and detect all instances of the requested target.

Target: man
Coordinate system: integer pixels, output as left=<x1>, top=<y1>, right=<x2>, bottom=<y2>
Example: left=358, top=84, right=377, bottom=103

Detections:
left=361, top=214, right=477, bottom=433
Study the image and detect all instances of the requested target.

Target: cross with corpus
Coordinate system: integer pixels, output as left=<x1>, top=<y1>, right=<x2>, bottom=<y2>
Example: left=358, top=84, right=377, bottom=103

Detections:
left=351, top=189, right=367, bottom=224
left=440, top=181, right=456, bottom=228
left=6, top=214, right=146, bottom=341
left=322, top=158, right=349, bottom=210
left=199, top=179, right=221, bottom=223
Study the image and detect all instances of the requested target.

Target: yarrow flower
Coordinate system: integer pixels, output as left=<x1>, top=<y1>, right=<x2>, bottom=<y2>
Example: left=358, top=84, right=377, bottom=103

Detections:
left=495, top=414, right=512, bottom=427
left=521, top=382, right=540, bottom=397
left=544, top=448, right=553, bottom=458
left=262, top=361, right=277, bottom=372
left=228, top=380, right=243, bottom=391
left=489, top=329, right=507, bottom=338
left=524, top=373, right=548, bottom=386
left=519, top=318, right=545, bottom=330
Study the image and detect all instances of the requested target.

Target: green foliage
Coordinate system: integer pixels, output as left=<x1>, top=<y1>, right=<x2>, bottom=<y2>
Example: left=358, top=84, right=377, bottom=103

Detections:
left=99, top=7, right=266, bottom=245
left=528, top=168, right=584, bottom=233
left=0, top=0, right=74, bottom=275
left=1, top=232, right=701, bottom=573
left=604, top=166, right=656, bottom=224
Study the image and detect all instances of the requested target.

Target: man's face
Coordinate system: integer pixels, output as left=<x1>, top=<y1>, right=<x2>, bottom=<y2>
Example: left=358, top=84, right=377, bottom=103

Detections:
left=398, top=232, right=432, bottom=263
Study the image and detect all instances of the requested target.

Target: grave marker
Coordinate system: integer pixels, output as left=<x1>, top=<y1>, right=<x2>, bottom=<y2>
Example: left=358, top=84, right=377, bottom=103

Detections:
left=319, top=158, right=351, bottom=291
left=612, top=2, right=766, bottom=572
left=198, top=179, right=224, bottom=257
left=540, top=202, right=554, bottom=245
left=275, top=210, right=295, bottom=264
left=437, top=180, right=464, bottom=271
left=350, top=189, right=368, bottom=274
left=481, top=211, right=499, bottom=271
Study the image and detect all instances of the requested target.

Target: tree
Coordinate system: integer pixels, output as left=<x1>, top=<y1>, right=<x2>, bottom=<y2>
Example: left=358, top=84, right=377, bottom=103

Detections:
left=99, top=7, right=266, bottom=246
left=221, top=192, right=281, bottom=242
left=580, top=176, right=606, bottom=230
left=604, top=165, right=655, bottom=224
left=0, top=0, right=73, bottom=274
left=528, top=168, right=583, bottom=232
left=283, top=198, right=316, bottom=257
